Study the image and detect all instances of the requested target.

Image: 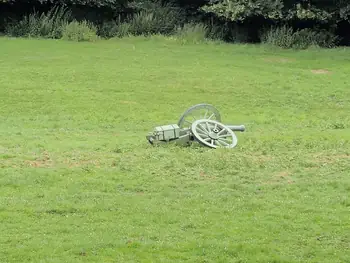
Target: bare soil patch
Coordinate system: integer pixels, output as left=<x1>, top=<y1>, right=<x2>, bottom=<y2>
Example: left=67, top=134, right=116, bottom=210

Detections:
left=311, top=69, right=331, bottom=74
left=263, top=170, right=295, bottom=185
left=312, top=153, right=350, bottom=165
left=263, top=57, right=295, bottom=63
left=25, top=151, right=53, bottom=168
left=120, top=100, right=138, bottom=104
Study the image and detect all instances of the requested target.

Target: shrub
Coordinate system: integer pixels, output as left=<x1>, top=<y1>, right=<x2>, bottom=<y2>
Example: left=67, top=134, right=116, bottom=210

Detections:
left=206, top=22, right=225, bottom=41
left=98, top=0, right=184, bottom=38
left=260, top=25, right=339, bottom=49
left=115, top=22, right=132, bottom=38
left=292, top=28, right=339, bottom=49
left=128, top=0, right=184, bottom=35
left=175, top=23, right=209, bottom=44
left=101, top=10, right=174, bottom=38
left=205, top=22, right=250, bottom=43
left=260, top=25, right=295, bottom=49
left=61, top=20, right=98, bottom=42
left=97, top=20, right=119, bottom=38
left=127, top=10, right=158, bottom=35
left=5, top=5, right=71, bottom=39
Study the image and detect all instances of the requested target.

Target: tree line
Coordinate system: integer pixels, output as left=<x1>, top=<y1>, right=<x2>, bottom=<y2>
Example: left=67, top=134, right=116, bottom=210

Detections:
left=1, top=0, right=350, bottom=48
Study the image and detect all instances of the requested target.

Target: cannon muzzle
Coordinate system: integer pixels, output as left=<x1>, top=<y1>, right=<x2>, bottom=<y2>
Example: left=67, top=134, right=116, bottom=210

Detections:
left=226, top=125, right=245, bottom=132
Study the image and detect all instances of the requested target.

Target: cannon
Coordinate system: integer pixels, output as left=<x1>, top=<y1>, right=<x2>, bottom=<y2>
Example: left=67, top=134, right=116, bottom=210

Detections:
left=146, top=103, right=245, bottom=149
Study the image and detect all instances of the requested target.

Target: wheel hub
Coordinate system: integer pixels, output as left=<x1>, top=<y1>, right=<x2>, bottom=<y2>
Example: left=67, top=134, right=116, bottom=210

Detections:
left=209, top=130, right=219, bottom=139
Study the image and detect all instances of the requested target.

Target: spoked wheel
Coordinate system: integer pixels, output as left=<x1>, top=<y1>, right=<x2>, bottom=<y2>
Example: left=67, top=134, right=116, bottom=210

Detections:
left=178, top=103, right=221, bottom=129
left=191, top=119, right=238, bottom=149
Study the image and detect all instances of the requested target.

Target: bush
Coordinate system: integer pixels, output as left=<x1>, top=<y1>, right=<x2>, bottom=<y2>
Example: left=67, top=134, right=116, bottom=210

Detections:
left=205, top=22, right=225, bottom=41
left=127, top=11, right=159, bottom=35
left=128, top=0, right=184, bottom=35
left=97, top=15, right=129, bottom=38
left=175, top=23, right=209, bottom=44
left=62, top=20, right=98, bottom=42
left=5, top=5, right=71, bottom=38
left=260, top=25, right=339, bottom=49
left=97, top=0, right=184, bottom=38
left=206, top=22, right=250, bottom=43
left=260, top=25, right=295, bottom=48
left=115, top=22, right=132, bottom=38
left=97, top=20, right=119, bottom=38
left=292, top=28, right=339, bottom=49
left=99, top=10, right=176, bottom=38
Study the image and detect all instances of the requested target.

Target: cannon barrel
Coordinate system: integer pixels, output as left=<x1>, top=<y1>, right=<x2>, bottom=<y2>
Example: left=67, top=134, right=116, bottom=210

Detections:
left=226, top=125, right=245, bottom=132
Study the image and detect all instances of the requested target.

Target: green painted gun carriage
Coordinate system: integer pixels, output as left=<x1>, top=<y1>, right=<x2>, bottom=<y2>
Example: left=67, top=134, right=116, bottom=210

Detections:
left=146, top=104, right=245, bottom=149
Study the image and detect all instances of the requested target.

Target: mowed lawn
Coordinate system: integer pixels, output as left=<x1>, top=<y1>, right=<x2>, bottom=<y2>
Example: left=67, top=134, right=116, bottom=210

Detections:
left=1, top=36, right=350, bottom=262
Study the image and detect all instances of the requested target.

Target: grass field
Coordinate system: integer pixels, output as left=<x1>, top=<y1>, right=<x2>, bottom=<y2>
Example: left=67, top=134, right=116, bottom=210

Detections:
left=1, top=36, right=350, bottom=262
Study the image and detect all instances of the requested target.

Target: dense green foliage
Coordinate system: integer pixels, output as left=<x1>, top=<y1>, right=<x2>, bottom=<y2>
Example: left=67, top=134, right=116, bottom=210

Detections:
left=0, top=0, right=127, bottom=7
left=260, top=25, right=340, bottom=49
left=1, top=0, right=350, bottom=46
left=62, top=20, right=98, bottom=41
left=4, top=5, right=70, bottom=38
left=201, top=0, right=350, bottom=24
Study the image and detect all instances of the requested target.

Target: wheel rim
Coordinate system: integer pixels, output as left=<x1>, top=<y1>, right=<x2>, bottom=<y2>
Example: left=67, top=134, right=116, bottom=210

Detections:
left=191, top=119, right=237, bottom=149
left=178, top=104, right=221, bottom=129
